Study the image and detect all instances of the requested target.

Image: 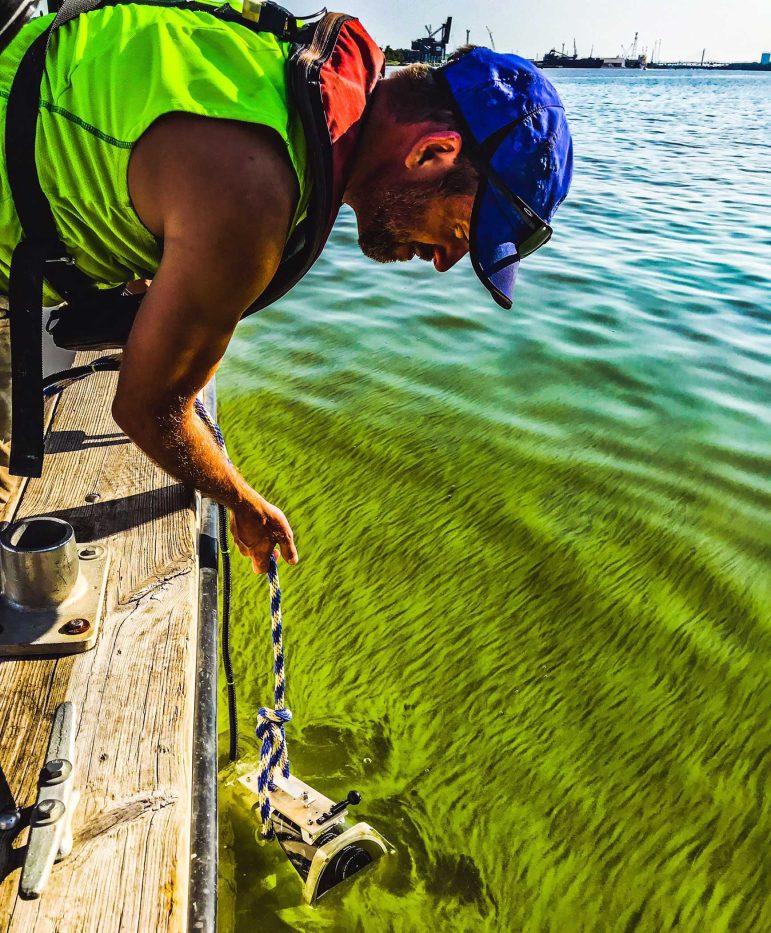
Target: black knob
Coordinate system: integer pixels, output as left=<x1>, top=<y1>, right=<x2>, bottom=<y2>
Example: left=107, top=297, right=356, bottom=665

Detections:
left=316, top=789, right=364, bottom=825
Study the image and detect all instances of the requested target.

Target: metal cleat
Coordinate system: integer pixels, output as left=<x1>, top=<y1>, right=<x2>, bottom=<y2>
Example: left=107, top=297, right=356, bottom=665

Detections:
left=20, top=702, right=80, bottom=898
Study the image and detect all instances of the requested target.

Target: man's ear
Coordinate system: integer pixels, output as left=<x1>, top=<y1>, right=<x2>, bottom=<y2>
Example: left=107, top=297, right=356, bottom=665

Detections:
left=404, top=131, right=463, bottom=171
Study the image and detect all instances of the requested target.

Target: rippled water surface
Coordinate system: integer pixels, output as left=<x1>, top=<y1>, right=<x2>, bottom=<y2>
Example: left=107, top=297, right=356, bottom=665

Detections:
left=217, top=70, right=771, bottom=932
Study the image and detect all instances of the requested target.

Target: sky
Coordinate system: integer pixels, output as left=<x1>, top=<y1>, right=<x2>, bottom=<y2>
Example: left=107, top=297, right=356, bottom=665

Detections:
left=332, top=0, right=771, bottom=64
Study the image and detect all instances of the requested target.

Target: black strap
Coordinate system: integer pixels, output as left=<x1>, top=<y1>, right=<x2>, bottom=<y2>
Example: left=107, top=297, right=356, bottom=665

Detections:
left=7, top=239, right=46, bottom=475
left=5, top=0, right=112, bottom=476
left=6, top=29, right=60, bottom=477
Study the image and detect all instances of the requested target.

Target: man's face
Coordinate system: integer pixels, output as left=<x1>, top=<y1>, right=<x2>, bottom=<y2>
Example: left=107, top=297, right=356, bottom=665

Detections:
left=357, top=173, right=475, bottom=273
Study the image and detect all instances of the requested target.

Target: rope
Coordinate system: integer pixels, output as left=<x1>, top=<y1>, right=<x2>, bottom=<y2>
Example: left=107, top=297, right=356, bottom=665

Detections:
left=42, top=354, right=121, bottom=395
left=198, top=397, right=293, bottom=834
left=197, top=397, right=293, bottom=832
left=255, top=553, right=292, bottom=839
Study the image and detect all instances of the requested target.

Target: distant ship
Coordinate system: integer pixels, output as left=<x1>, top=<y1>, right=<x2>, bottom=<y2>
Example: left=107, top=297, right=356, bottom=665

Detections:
left=602, top=55, right=648, bottom=69
left=538, top=47, right=604, bottom=68
left=536, top=36, right=648, bottom=70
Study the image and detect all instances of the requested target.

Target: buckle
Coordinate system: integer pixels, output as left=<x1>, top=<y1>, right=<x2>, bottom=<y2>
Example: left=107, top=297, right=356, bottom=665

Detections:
left=241, top=1, right=295, bottom=40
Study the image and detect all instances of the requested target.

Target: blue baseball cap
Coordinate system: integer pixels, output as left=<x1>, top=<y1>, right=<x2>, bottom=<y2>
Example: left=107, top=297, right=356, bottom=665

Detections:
left=437, top=48, right=573, bottom=309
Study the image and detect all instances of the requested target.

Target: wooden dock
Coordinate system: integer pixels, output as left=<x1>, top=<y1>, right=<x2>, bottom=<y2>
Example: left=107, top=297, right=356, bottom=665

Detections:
left=0, top=353, right=217, bottom=932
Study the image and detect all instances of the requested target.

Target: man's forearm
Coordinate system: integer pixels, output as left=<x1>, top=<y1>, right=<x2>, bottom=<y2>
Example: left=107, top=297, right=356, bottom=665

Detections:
left=113, top=396, right=257, bottom=512
left=113, top=392, right=298, bottom=573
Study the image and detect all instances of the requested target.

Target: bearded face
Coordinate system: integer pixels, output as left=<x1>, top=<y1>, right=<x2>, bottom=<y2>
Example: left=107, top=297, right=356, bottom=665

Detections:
left=356, top=161, right=477, bottom=271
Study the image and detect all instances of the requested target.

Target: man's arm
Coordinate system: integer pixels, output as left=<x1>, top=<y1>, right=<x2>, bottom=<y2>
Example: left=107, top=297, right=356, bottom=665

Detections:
left=115, top=114, right=299, bottom=572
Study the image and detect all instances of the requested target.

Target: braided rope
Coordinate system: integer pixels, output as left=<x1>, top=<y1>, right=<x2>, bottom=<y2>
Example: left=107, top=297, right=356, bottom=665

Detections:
left=195, top=396, right=293, bottom=833
left=194, top=397, right=228, bottom=455
left=255, top=553, right=292, bottom=839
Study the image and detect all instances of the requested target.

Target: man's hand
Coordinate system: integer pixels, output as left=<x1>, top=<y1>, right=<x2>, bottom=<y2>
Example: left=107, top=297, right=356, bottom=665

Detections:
left=230, top=496, right=298, bottom=573
left=113, top=114, right=302, bottom=573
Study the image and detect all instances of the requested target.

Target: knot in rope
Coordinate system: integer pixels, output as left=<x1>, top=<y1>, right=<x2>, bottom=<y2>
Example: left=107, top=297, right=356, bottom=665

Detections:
left=255, top=553, right=291, bottom=839
left=257, top=706, right=293, bottom=727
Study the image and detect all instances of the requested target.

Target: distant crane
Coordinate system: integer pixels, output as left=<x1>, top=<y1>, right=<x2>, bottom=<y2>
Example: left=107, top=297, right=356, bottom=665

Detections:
left=486, top=25, right=495, bottom=51
left=409, top=18, right=452, bottom=64
left=423, top=20, right=452, bottom=47
left=623, top=30, right=647, bottom=68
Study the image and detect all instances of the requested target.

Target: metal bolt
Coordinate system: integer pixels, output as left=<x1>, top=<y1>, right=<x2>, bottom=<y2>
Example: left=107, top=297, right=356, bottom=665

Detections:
left=63, top=618, right=90, bottom=635
left=45, top=759, right=64, bottom=779
left=31, top=798, right=65, bottom=825
left=41, top=757, right=72, bottom=785
left=0, top=808, right=21, bottom=831
left=43, top=757, right=73, bottom=782
left=85, top=492, right=100, bottom=503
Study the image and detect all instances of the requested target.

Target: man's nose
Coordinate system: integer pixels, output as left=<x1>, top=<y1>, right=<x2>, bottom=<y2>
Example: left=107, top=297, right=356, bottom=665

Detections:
left=435, top=240, right=469, bottom=272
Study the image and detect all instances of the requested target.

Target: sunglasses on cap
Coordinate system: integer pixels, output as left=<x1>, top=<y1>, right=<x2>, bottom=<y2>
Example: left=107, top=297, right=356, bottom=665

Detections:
left=462, top=123, right=554, bottom=260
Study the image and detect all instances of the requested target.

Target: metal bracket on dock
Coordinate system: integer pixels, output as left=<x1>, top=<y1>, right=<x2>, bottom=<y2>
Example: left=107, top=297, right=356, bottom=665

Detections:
left=0, top=518, right=109, bottom=656
left=19, top=702, right=80, bottom=898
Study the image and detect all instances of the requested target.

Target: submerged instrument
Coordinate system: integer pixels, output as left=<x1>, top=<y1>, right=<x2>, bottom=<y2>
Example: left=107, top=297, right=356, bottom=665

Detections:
left=236, top=769, right=393, bottom=905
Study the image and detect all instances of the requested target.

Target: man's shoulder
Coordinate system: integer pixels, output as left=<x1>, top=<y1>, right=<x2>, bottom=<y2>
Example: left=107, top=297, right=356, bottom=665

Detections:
left=128, top=113, right=300, bottom=246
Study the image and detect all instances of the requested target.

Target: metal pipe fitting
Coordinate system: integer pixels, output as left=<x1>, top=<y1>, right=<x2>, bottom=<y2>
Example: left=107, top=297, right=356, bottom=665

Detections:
left=0, top=517, right=79, bottom=610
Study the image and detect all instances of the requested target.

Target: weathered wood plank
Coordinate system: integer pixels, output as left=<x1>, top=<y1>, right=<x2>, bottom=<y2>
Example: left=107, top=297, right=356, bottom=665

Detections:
left=0, top=353, right=200, bottom=932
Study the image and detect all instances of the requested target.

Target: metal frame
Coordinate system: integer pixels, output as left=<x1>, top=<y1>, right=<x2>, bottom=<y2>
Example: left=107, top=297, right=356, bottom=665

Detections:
left=188, top=381, right=219, bottom=933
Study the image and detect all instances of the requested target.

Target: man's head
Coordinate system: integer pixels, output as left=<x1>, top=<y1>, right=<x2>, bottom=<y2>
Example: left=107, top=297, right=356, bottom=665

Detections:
left=344, top=58, right=479, bottom=273
left=344, top=47, right=573, bottom=308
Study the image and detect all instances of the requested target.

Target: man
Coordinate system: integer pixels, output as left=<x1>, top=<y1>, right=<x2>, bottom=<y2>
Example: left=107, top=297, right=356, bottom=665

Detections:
left=0, top=2, right=573, bottom=572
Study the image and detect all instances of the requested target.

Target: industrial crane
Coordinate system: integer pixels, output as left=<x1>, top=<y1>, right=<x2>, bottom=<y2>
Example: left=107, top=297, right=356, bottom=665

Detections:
left=409, top=18, right=452, bottom=63
left=423, top=19, right=453, bottom=50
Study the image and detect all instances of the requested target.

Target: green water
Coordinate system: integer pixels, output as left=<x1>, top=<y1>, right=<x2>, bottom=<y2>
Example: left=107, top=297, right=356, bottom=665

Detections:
left=216, top=70, right=771, bottom=931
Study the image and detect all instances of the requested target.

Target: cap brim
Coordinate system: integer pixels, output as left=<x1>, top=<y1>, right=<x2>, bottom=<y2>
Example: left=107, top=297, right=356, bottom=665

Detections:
left=469, top=177, right=529, bottom=310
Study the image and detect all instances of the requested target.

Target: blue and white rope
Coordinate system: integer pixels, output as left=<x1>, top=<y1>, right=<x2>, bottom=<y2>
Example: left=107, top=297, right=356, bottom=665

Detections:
left=255, top=553, right=292, bottom=839
left=193, top=397, right=228, bottom=457
left=196, top=396, right=292, bottom=837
